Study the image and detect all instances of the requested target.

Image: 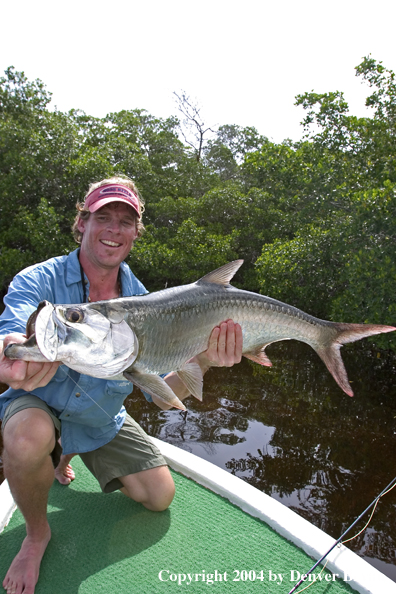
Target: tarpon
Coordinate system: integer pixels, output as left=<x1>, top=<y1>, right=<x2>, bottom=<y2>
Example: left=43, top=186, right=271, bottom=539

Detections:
left=5, top=260, right=395, bottom=410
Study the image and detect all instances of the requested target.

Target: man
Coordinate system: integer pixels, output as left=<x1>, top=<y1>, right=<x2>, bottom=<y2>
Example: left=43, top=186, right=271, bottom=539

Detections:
left=0, top=176, right=243, bottom=594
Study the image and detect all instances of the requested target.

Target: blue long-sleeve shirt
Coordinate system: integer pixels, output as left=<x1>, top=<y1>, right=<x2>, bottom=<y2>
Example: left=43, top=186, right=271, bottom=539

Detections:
left=0, top=248, right=149, bottom=454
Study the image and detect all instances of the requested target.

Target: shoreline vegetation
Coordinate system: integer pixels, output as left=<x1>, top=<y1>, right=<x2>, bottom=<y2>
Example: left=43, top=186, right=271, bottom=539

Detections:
left=0, top=57, right=395, bottom=354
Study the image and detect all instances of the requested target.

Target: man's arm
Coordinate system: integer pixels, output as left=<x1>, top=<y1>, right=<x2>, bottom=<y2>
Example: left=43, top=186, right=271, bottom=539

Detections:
left=0, top=333, right=60, bottom=391
left=0, top=264, right=62, bottom=391
left=152, top=320, right=243, bottom=410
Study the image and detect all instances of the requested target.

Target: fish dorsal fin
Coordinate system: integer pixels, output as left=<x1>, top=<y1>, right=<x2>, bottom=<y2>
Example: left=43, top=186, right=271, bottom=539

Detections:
left=196, top=260, right=244, bottom=286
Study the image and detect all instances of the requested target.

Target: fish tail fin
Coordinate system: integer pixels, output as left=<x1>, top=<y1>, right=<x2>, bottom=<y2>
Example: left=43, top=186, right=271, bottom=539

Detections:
left=316, top=343, right=354, bottom=396
left=316, top=323, right=396, bottom=397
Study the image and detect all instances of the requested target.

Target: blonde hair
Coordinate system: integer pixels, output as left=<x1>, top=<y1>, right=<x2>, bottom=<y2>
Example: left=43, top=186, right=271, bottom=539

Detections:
left=72, top=176, right=145, bottom=244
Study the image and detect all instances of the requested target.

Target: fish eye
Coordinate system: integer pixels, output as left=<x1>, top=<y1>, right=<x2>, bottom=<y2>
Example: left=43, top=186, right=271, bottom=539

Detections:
left=66, top=309, right=84, bottom=324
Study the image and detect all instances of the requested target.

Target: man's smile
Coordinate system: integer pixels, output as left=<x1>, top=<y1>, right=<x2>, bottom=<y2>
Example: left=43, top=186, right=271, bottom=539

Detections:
left=100, top=239, right=122, bottom=247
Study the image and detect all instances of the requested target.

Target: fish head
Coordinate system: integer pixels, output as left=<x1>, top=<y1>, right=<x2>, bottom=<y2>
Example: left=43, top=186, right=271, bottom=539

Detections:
left=44, top=301, right=139, bottom=377
left=6, top=300, right=138, bottom=378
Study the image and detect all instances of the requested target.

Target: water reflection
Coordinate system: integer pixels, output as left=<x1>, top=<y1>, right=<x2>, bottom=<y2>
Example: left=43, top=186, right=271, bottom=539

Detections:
left=127, top=341, right=396, bottom=581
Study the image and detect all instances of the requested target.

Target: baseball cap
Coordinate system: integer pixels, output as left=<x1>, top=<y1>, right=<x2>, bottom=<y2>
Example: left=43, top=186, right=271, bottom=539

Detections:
left=84, top=184, right=140, bottom=217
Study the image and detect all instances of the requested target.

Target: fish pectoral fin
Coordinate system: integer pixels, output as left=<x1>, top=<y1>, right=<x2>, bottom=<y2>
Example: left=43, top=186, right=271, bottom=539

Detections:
left=176, top=362, right=203, bottom=401
left=123, top=370, right=186, bottom=411
left=243, top=346, right=273, bottom=367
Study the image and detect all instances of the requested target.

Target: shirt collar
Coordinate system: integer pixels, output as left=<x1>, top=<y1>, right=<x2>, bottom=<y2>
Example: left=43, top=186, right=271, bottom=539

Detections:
left=119, top=261, right=134, bottom=296
left=65, top=248, right=83, bottom=286
left=65, top=248, right=132, bottom=297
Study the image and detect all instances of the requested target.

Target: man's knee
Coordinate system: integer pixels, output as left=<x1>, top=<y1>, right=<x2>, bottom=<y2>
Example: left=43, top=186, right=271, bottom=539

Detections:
left=153, top=470, right=175, bottom=511
left=3, top=408, right=56, bottom=462
left=120, top=465, right=175, bottom=511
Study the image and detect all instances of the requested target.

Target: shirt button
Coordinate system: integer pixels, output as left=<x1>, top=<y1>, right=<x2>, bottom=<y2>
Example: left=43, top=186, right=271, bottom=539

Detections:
left=75, top=392, right=81, bottom=397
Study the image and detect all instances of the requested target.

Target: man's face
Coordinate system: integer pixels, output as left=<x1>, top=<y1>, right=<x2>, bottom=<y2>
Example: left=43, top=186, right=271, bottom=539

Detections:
left=78, top=202, right=138, bottom=270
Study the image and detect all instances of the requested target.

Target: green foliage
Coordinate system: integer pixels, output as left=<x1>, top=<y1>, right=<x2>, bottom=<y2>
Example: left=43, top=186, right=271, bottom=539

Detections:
left=131, top=219, right=239, bottom=290
left=130, top=184, right=287, bottom=290
left=255, top=222, right=348, bottom=318
left=330, top=184, right=396, bottom=328
left=253, top=55, right=396, bottom=351
left=0, top=58, right=396, bottom=354
left=0, top=198, right=74, bottom=291
left=204, top=124, right=267, bottom=181
left=0, top=66, right=52, bottom=115
left=295, top=55, right=396, bottom=188
left=256, top=182, right=396, bottom=349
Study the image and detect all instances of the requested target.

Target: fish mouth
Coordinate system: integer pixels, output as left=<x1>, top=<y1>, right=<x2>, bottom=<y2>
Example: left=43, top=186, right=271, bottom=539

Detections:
left=35, top=302, right=67, bottom=361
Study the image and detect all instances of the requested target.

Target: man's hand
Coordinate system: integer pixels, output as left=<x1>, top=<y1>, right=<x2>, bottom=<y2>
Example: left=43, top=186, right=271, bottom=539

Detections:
left=0, top=333, right=60, bottom=391
left=194, top=319, right=243, bottom=370
left=155, top=320, right=243, bottom=410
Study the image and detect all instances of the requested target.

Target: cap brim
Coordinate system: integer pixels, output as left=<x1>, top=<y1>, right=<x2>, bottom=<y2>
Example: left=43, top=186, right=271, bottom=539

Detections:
left=88, top=196, right=140, bottom=217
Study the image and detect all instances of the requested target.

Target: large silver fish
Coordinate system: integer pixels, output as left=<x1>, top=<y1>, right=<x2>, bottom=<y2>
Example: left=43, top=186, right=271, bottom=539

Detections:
left=5, top=260, right=395, bottom=410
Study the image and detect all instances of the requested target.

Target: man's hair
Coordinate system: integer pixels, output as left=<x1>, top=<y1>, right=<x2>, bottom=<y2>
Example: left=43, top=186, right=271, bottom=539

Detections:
left=72, top=176, right=145, bottom=244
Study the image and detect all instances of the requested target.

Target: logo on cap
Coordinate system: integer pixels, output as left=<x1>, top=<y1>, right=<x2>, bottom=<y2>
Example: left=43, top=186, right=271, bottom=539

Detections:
left=99, top=186, right=134, bottom=198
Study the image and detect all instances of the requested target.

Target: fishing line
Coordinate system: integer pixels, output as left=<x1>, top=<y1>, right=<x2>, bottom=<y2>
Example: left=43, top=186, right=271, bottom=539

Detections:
left=58, top=366, right=117, bottom=425
left=59, top=252, right=122, bottom=424
left=288, top=476, right=396, bottom=594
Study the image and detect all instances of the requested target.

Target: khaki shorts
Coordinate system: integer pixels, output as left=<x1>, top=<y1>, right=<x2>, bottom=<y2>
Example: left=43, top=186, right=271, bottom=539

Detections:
left=2, top=395, right=167, bottom=493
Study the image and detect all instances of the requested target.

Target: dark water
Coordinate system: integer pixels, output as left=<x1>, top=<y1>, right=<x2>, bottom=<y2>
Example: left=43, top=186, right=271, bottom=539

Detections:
left=127, top=341, right=396, bottom=582
left=1, top=342, right=396, bottom=581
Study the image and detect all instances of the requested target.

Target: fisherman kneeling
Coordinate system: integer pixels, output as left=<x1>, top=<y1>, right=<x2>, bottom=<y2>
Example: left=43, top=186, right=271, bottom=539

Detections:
left=0, top=176, right=243, bottom=594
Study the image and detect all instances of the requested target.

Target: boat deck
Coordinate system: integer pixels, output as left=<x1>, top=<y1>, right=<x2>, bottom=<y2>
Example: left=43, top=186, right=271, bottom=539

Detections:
left=0, top=454, right=359, bottom=594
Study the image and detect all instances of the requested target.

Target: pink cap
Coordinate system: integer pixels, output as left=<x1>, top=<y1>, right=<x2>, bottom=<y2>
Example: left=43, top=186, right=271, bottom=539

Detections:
left=84, top=184, right=140, bottom=217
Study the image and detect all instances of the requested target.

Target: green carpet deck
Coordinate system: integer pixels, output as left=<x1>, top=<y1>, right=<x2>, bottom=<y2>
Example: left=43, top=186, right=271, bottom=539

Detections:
left=1, top=456, right=355, bottom=593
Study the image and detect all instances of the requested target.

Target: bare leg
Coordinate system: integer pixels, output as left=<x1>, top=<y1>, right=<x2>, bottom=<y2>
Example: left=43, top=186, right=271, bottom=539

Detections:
left=54, top=452, right=76, bottom=486
left=2, top=408, right=56, bottom=594
left=119, top=465, right=175, bottom=511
